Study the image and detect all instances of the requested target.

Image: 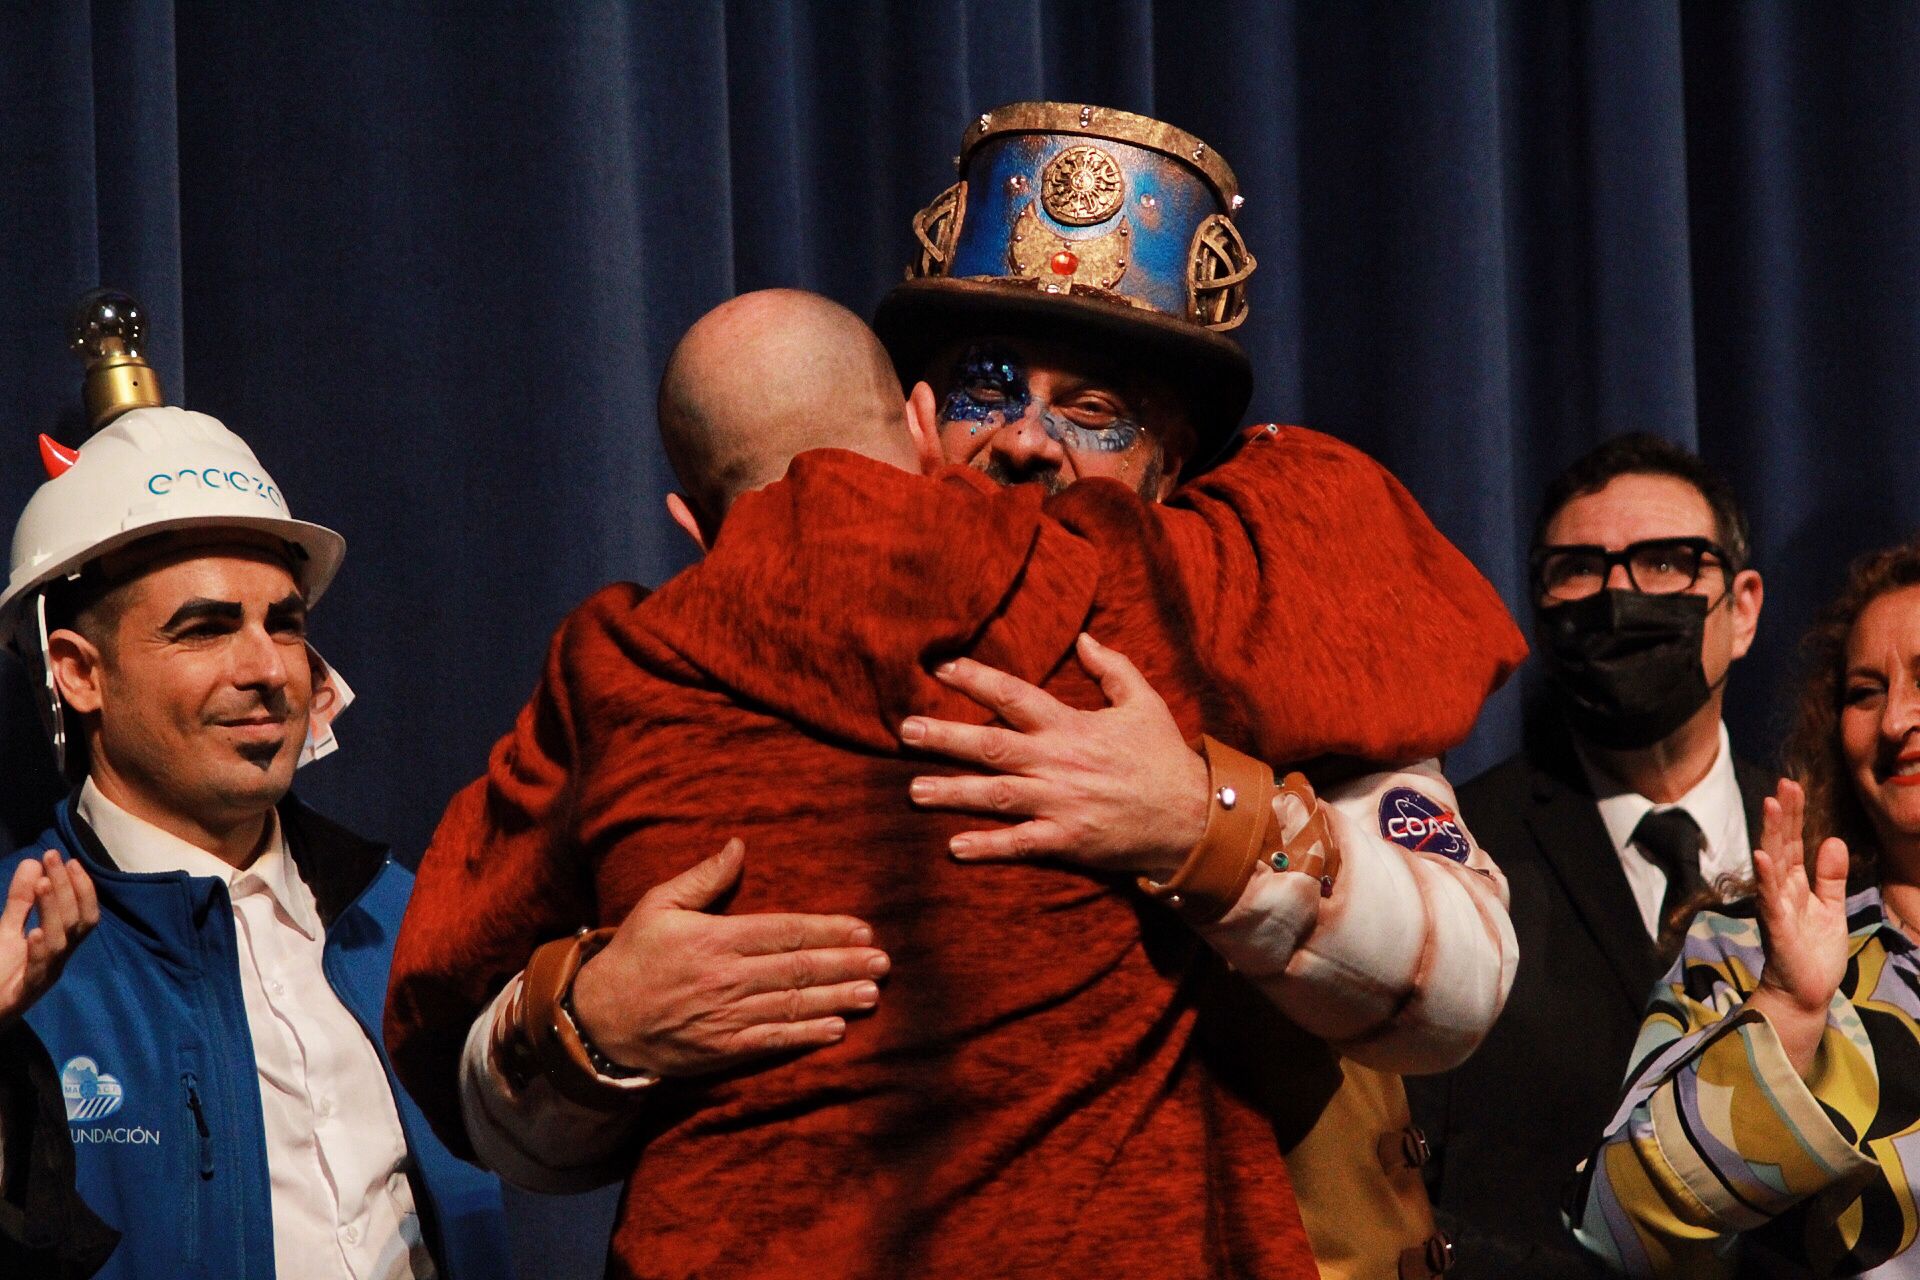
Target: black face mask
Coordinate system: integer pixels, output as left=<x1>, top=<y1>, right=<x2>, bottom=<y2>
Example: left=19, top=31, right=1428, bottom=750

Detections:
left=1537, top=589, right=1720, bottom=751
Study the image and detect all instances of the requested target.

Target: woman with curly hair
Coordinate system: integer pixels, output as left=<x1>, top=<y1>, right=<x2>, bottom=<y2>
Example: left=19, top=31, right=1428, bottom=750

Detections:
left=1570, top=540, right=1920, bottom=1277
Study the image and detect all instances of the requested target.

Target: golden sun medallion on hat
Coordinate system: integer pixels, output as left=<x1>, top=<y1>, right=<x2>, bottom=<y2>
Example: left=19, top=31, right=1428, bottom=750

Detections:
left=1041, top=145, right=1126, bottom=226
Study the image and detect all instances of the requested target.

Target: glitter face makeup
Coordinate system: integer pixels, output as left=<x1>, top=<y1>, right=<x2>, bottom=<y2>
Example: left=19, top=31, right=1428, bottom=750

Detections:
left=1041, top=407, right=1141, bottom=453
left=932, top=341, right=1174, bottom=499
left=939, top=344, right=1144, bottom=454
left=940, top=345, right=1030, bottom=426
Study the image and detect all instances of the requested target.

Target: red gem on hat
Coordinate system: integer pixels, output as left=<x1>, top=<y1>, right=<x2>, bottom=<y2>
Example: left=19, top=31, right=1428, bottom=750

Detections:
left=1050, top=250, right=1078, bottom=275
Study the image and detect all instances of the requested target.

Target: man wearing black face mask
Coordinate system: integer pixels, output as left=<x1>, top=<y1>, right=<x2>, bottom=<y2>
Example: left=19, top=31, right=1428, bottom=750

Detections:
left=1405, top=432, right=1769, bottom=1280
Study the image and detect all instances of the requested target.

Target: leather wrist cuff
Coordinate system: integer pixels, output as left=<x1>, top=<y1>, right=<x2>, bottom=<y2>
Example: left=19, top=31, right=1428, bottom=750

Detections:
left=1139, top=735, right=1279, bottom=924
left=1271, top=770, right=1342, bottom=898
left=507, top=927, right=658, bottom=1109
left=1138, top=740, right=1348, bottom=925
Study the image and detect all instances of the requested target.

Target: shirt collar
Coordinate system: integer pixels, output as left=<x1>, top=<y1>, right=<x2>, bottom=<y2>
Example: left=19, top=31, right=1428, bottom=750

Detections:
left=1579, top=720, right=1745, bottom=862
left=75, top=778, right=319, bottom=939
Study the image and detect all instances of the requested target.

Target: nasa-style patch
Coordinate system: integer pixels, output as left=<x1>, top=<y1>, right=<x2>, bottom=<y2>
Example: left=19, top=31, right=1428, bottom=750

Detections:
left=61, top=1055, right=125, bottom=1123
left=1378, top=788, right=1473, bottom=862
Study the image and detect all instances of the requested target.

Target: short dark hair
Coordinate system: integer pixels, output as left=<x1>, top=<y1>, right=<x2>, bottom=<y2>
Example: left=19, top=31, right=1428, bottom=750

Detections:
left=40, top=572, right=137, bottom=652
left=1531, top=432, right=1752, bottom=572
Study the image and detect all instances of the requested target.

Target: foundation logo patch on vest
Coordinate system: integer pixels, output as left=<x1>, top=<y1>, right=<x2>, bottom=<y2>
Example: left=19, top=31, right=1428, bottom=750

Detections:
left=1378, top=788, right=1472, bottom=862
left=61, top=1055, right=126, bottom=1122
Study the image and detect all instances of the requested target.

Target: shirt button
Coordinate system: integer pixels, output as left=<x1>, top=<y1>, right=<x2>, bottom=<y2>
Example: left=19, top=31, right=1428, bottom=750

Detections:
left=267, top=980, right=285, bottom=996
left=1397, top=1229, right=1455, bottom=1278
left=317, top=1098, right=335, bottom=1118
left=342, top=1224, right=361, bottom=1245
left=1377, top=1125, right=1431, bottom=1171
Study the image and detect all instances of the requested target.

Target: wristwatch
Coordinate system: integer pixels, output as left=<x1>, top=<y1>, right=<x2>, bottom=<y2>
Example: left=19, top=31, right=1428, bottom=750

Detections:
left=496, top=927, right=659, bottom=1108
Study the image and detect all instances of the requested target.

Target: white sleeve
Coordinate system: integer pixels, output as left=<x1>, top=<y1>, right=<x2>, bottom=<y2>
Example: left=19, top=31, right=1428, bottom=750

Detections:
left=1198, top=759, right=1518, bottom=1075
left=458, top=975, right=654, bottom=1194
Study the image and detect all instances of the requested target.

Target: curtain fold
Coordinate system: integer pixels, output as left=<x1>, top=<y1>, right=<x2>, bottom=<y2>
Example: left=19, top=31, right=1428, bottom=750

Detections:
left=4, top=1, right=1917, bottom=868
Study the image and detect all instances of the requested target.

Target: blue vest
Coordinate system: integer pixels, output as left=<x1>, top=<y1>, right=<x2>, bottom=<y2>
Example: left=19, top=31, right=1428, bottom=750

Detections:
left=6, top=796, right=507, bottom=1280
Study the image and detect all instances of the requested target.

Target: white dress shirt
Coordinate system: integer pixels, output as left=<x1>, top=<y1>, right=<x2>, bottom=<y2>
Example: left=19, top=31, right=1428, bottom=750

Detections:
left=1578, top=721, right=1754, bottom=939
left=78, top=780, right=431, bottom=1280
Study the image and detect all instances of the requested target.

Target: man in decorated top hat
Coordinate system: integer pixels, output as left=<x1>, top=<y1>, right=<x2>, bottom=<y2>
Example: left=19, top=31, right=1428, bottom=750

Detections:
left=874, top=100, right=1256, bottom=496
left=391, top=106, right=1524, bottom=1279
left=0, top=293, right=508, bottom=1280
left=870, top=106, right=1517, bottom=1278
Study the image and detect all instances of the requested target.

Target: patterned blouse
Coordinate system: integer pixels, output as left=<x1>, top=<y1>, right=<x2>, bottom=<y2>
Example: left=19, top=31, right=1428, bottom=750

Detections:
left=1570, top=889, right=1920, bottom=1277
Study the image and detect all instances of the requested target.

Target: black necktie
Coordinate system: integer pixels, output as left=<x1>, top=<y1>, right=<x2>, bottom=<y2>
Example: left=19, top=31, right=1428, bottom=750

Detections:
left=1633, top=807, right=1707, bottom=939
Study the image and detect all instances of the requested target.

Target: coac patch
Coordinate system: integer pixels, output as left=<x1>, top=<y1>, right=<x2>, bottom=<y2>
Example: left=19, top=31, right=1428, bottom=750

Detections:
left=1378, top=788, right=1472, bottom=862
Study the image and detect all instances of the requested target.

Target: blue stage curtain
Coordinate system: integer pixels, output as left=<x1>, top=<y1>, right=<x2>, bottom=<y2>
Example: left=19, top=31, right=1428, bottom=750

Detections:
left=6, top=0, right=1918, bottom=859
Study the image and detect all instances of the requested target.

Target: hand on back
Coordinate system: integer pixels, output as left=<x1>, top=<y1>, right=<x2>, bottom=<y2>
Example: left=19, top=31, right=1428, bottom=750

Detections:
left=900, top=633, right=1207, bottom=882
left=569, top=839, right=889, bottom=1077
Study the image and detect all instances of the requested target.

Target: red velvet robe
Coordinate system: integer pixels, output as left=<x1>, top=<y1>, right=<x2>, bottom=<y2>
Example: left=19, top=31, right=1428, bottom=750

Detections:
left=387, top=425, right=1526, bottom=1280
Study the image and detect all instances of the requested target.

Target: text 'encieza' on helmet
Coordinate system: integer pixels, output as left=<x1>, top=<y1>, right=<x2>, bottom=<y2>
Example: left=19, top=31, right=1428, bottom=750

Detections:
left=0, top=406, right=345, bottom=650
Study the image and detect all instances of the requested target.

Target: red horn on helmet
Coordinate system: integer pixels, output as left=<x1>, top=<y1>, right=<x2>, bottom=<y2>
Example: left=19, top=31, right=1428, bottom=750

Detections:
left=39, top=434, right=80, bottom=479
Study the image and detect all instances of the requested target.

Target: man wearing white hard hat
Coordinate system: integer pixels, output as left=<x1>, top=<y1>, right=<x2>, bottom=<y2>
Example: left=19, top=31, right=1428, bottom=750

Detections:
left=0, top=294, right=507, bottom=1280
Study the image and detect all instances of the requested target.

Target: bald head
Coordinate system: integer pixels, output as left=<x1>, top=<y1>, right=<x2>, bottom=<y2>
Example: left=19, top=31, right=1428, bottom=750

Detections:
left=658, top=290, right=916, bottom=530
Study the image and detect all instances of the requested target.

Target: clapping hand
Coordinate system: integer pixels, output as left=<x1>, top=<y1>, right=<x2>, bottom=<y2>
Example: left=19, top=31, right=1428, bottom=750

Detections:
left=0, top=851, right=99, bottom=1033
left=1747, top=780, right=1851, bottom=1078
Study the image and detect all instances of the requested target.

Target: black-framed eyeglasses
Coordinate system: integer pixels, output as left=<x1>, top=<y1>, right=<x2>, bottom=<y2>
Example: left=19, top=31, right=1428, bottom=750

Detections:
left=1531, top=537, right=1731, bottom=603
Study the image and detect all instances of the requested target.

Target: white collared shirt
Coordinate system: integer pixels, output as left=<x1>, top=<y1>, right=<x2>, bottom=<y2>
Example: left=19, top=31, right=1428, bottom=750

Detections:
left=1577, top=721, right=1753, bottom=939
left=77, top=780, right=431, bottom=1280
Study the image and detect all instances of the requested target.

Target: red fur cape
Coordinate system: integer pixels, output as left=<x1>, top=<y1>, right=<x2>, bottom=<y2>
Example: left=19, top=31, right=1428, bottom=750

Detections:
left=386, top=426, right=1524, bottom=1280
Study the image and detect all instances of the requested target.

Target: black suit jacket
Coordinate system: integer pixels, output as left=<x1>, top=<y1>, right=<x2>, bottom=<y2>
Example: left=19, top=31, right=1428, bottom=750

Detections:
left=1405, top=732, right=1771, bottom=1280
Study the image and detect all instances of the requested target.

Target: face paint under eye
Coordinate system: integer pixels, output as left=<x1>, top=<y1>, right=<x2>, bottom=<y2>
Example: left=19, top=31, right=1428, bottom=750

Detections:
left=940, top=345, right=1031, bottom=425
left=1041, top=408, right=1143, bottom=454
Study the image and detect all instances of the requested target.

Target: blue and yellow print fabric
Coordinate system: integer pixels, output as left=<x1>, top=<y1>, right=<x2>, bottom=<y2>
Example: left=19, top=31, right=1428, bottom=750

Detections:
left=1571, top=890, right=1920, bottom=1278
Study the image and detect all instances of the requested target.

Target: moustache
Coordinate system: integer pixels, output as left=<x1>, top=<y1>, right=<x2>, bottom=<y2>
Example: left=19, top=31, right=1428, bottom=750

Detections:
left=204, top=690, right=297, bottom=728
left=979, top=456, right=1072, bottom=495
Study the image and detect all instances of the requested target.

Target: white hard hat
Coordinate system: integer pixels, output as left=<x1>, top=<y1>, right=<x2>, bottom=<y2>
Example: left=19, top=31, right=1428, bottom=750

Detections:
left=0, top=406, right=345, bottom=648
left=2, top=407, right=346, bottom=777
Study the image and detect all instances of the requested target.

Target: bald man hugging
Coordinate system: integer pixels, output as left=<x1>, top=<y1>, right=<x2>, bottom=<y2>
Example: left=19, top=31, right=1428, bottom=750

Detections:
left=386, top=290, right=1524, bottom=1280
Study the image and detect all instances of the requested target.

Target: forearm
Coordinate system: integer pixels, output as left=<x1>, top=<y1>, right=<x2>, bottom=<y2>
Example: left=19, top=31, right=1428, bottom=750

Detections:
left=1146, top=425, right=1526, bottom=766
left=1570, top=1008, right=1874, bottom=1276
left=1198, top=765, right=1517, bottom=1073
left=459, top=977, right=651, bottom=1194
left=1745, top=985, right=1830, bottom=1079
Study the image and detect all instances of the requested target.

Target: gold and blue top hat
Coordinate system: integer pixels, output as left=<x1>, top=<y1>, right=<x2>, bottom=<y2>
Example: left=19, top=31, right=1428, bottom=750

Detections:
left=875, top=102, right=1257, bottom=458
